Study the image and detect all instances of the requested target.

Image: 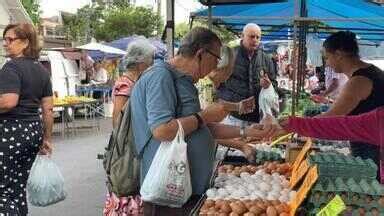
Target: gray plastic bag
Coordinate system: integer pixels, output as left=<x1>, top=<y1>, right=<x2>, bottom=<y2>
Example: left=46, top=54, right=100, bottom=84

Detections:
left=27, top=155, right=66, bottom=207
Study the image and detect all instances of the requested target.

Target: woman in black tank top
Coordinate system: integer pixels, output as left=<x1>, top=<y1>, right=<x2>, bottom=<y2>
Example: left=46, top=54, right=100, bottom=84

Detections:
left=320, top=31, right=384, bottom=180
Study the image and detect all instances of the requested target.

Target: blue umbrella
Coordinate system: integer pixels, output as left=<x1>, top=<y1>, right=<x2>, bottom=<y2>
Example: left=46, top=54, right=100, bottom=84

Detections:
left=89, top=36, right=168, bottom=61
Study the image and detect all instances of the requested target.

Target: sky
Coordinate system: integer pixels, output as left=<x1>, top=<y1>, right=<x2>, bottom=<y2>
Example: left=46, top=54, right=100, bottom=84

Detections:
left=40, top=0, right=204, bottom=23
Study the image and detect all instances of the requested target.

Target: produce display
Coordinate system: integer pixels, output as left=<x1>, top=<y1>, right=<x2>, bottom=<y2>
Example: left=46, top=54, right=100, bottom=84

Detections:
left=253, top=152, right=284, bottom=165
left=207, top=171, right=295, bottom=202
left=226, top=144, right=285, bottom=165
left=280, top=92, right=315, bottom=117
left=54, top=96, right=96, bottom=106
left=227, top=144, right=285, bottom=158
left=199, top=199, right=291, bottom=215
left=311, top=139, right=351, bottom=156
left=198, top=135, right=384, bottom=216
left=217, top=162, right=291, bottom=178
left=302, top=104, right=322, bottom=117
left=200, top=162, right=296, bottom=215
left=307, top=153, right=378, bottom=180
left=307, top=177, right=384, bottom=215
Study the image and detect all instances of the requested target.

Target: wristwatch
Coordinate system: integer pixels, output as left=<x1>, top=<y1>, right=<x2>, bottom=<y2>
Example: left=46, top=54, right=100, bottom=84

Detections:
left=193, top=113, right=204, bottom=129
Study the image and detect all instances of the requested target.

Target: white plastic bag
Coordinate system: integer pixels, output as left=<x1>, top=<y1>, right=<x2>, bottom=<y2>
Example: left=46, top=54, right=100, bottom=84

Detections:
left=27, top=155, right=66, bottom=207
left=140, top=120, right=192, bottom=208
left=258, top=84, right=279, bottom=119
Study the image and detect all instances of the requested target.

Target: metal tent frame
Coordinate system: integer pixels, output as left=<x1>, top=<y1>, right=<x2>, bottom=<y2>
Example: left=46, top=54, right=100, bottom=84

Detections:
left=191, top=0, right=384, bottom=114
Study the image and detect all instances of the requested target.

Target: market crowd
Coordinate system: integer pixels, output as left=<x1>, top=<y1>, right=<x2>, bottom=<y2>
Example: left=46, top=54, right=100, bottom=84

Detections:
left=0, top=21, right=382, bottom=216
left=105, top=23, right=384, bottom=215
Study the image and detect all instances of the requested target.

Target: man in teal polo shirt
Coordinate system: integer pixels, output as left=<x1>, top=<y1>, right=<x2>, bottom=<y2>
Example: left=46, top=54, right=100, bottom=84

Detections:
left=131, top=27, right=272, bottom=215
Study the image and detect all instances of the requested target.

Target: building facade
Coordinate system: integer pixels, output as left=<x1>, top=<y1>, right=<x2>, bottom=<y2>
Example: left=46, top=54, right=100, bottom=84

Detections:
left=0, top=0, right=33, bottom=65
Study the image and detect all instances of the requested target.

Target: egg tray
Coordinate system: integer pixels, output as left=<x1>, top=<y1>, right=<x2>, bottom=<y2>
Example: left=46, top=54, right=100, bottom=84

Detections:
left=307, top=193, right=384, bottom=213
left=223, top=149, right=284, bottom=166
left=313, top=139, right=351, bottom=149
left=307, top=153, right=378, bottom=180
left=342, top=207, right=383, bottom=216
left=190, top=196, right=303, bottom=216
left=307, top=206, right=383, bottom=216
left=254, top=151, right=284, bottom=165
left=306, top=177, right=384, bottom=211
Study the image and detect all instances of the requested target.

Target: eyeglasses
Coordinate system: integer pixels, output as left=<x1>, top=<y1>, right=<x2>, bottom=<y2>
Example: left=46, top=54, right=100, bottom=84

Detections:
left=3, top=37, right=20, bottom=44
left=205, top=49, right=222, bottom=61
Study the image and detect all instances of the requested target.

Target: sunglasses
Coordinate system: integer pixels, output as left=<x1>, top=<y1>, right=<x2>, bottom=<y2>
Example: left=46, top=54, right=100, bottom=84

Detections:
left=205, top=49, right=222, bottom=61
left=3, top=37, right=21, bottom=44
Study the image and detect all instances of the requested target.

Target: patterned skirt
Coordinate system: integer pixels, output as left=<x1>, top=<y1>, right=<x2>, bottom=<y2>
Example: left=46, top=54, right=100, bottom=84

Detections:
left=0, top=120, right=42, bottom=216
left=103, top=191, right=143, bottom=216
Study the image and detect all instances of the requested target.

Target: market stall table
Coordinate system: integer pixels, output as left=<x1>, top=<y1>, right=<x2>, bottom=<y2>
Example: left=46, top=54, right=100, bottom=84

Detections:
left=53, top=98, right=101, bottom=136
left=76, top=84, right=113, bottom=117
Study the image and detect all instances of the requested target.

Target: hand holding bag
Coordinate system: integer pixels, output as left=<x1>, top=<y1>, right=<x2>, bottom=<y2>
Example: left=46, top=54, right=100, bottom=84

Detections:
left=258, top=84, right=279, bottom=119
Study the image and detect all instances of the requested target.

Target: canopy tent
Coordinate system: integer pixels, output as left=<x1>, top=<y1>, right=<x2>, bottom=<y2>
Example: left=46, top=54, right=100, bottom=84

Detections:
left=77, top=42, right=127, bottom=61
left=193, top=0, right=384, bottom=114
left=88, top=36, right=168, bottom=61
left=191, top=0, right=384, bottom=42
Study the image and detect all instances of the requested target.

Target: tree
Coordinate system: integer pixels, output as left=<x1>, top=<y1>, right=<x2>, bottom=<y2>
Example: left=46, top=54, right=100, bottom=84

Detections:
left=175, top=20, right=237, bottom=44
left=21, top=0, right=41, bottom=25
left=63, top=4, right=163, bottom=43
left=175, top=22, right=189, bottom=42
left=110, top=0, right=131, bottom=8
left=94, top=6, right=163, bottom=41
left=62, top=4, right=104, bottom=43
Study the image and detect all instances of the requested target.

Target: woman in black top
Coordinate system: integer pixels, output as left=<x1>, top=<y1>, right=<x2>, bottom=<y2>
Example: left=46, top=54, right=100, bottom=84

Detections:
left=320, top=31, right=384, bottom=178
left=0, top=23, right=53, bottom=215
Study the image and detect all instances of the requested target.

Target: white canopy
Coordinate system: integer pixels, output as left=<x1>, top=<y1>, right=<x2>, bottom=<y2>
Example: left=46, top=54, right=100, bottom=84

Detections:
left=77, top=42, right=126, bottom=55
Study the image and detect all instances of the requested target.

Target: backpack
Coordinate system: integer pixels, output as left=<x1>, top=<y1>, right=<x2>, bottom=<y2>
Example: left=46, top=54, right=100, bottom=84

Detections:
left=102, top=62, right=180, bottom=197
left=103, top=99, right=143, bottom=197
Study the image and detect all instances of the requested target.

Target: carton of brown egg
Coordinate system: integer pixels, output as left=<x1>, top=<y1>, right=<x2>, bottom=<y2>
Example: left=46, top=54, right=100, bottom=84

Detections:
left=199, top=199, right=290, bottom=216
left=307, top=177, right=384, bottom=215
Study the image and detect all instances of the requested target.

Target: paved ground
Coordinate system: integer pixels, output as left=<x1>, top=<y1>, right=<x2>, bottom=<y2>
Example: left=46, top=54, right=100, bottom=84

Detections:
left=29, top=118, right=112, bottom=216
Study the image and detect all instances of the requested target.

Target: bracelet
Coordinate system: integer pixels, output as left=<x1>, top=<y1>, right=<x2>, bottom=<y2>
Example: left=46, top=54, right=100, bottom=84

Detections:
left=193, top=113, right=204, bottom=129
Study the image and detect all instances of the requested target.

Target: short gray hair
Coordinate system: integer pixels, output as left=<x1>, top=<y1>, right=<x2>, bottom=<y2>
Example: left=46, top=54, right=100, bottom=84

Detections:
left=242, top=23, right=261, bottom=34
left=123, top=37, right=155, bottom=69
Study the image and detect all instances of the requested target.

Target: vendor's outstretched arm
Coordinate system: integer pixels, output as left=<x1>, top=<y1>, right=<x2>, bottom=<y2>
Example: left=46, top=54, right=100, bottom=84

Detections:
left=283, top=108, right=382, bottom=146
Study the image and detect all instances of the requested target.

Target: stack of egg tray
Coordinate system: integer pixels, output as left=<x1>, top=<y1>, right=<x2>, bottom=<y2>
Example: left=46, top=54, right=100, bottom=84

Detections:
left=313, top=139, right=350, bottom=148
left=254, top=150, right=284, bottom=165
left=307, top=153, right=378, bottom=180
left=306, top=177, right=384, bottom=215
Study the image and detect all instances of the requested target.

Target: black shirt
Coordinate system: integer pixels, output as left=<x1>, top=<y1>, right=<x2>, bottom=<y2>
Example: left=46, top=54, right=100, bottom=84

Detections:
left=348, top=64, right=384, bottom=178
left=349, top=64, right=384, bottom=115
left=0, top=57, right=52, bottom=120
